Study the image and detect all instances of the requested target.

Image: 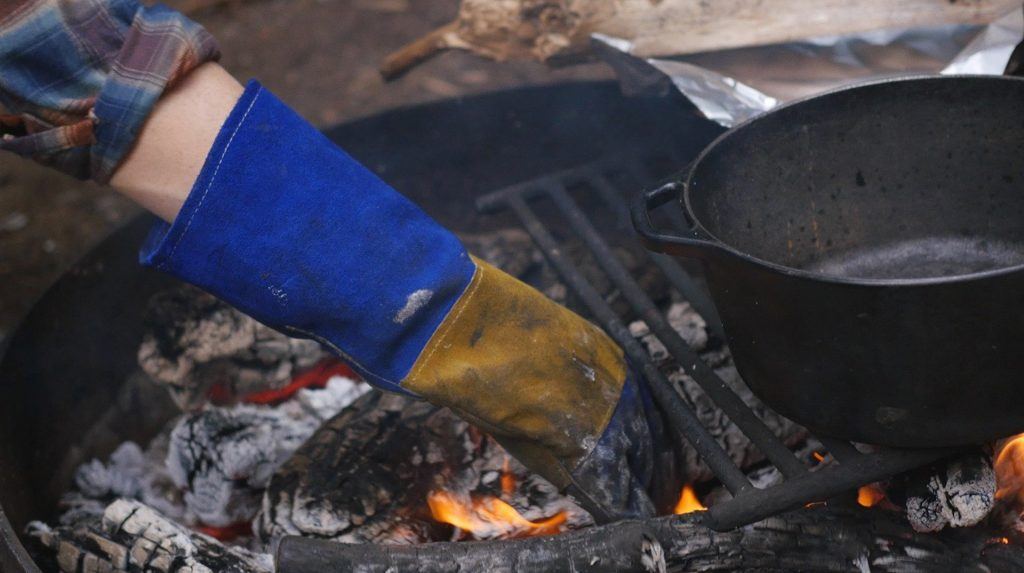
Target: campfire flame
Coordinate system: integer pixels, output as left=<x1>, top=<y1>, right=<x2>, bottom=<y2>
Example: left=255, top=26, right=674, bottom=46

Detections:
left=427, top=457, right=567, bottom=539
left=996, top=433, right=1024, bottom=505
left=857, top=483, right=885, bottom=508
left=500, top=456, right=516, bottom=497
left=427, top=491, right=567, bottom=539
left=674, top=484, right=706, bottom=514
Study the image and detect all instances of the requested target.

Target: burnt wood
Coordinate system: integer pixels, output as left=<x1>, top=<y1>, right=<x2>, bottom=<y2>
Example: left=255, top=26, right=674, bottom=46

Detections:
left=276, top=507, right=1024, bottom=573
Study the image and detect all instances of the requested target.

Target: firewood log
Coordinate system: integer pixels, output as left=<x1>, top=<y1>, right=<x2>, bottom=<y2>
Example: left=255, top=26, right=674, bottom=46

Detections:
left=138, top=285, right=328, bottom=410
left=27, top=499, right=272, bottom=573
left=276, top=506, right=1024, bottom=573
left=381, top=0, right=1023, bottom=78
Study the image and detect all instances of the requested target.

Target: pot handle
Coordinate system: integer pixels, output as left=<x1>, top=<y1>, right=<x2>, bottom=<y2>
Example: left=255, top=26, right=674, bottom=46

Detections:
left=631, top=180, right=722, bottom=259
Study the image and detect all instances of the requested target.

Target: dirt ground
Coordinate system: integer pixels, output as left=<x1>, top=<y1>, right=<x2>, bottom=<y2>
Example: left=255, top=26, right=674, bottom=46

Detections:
left=0, top=0, right=610, bottom=343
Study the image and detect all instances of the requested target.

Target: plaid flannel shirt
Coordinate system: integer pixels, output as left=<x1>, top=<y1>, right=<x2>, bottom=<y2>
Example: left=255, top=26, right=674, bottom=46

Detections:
left=0, top=0, right=218, bottom=182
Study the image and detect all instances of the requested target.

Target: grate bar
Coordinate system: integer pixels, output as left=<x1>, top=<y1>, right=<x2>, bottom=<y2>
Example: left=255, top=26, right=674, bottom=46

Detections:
left=583, top=171, right=726, bottom=338
left=702, top=446, right=953, bottom=530
left=477, top=159, right=956, bottom=530
left=817, top=436, right=865, bottom=464
left=544, top=183, right=808, bottom=480
left=504, top=195, right=754, bottom=497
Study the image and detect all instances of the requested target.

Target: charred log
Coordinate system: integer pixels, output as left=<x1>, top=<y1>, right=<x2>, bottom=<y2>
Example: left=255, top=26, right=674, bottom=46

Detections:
left=276, top=506, right=1024, bottom=573
left=255, top=391, right=590, bottom=544
left=138, top=285, right=328, bottom=409
left=166, top=378, right=368, bottom=527
left=27, top=499, right=272, bottom=573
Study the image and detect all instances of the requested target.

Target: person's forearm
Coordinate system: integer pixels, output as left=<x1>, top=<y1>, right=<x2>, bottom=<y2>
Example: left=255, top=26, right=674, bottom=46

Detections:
left=110, top=63, right=244, bottom=223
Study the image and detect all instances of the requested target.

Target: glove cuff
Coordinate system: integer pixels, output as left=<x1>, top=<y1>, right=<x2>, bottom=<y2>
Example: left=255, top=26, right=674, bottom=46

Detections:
left=140, top=81, right=475, bottom=393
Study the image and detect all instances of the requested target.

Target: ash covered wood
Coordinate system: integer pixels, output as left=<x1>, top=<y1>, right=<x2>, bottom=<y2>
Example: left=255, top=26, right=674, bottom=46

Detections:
left=256, top=390, right=590, bottom=545
left=28, top=499, right=272, bottom=573
left=65, top=378, right=368, bottom=531
left=277, top=506, right=1024, bottom=573
left=138, top=285, right=328, bottom=409
left=891, top=450, right=997, bottom=533
left=166, top=378, right=368, bottom=527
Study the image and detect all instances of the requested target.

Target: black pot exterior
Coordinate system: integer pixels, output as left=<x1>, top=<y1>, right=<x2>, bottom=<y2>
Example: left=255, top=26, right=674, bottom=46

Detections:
left=637, top=76, right=1024, bottom=447
left=705, top=253, right=1024, bottom=447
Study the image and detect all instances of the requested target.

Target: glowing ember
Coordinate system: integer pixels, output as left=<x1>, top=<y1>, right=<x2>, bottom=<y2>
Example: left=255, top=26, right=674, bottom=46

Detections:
left=857, top=483, right=886, bottom=508
left=996, top=434, right=1024, bottom=505
left=674, top=484, right=706, bottom=514
left=193, top=521, right=253, bottom=542
left=243, top=359, right=356, bottom=405
left=427, top=491, right=567, bottom=539
left=812, top=451, right=825, bottom=463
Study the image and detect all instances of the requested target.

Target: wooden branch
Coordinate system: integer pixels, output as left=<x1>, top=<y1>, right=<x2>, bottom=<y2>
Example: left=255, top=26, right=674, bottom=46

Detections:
left=381, top=23, right=460, bottom=80
left=276, top=506, right=1024, bottom=572
left=381, top=0, right=1023, bottom=78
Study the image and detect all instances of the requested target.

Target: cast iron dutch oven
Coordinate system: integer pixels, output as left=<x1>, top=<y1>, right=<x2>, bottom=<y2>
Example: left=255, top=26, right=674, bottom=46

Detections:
left=632, top=75, right=1024, bottom=448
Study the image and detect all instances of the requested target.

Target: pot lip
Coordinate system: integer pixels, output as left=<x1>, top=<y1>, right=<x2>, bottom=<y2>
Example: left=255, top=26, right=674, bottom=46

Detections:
left=682, top=73, right=1024, bottom=287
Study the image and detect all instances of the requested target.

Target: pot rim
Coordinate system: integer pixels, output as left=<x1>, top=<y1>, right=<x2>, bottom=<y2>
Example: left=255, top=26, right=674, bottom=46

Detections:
left=682, top=73, right=1024, bottom=287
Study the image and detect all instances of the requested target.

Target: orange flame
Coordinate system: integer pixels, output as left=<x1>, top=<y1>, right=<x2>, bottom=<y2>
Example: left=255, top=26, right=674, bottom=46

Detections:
left=501, top=456, right=516, bottom=497
left=996, top=434, right=1024, bottom=505
left=674, top=484, right=706, bottom=514
left=857, top=483, right=885, bottom=508
left=427, top=491, right=566, bottom=539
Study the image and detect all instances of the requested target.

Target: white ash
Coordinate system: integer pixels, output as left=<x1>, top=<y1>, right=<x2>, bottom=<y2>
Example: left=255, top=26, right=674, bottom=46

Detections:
left=73, top=440, right=186, bottom=522
left=138, top=285, right=328, bottom=409
left=459, top=228, right=543, bottom=279
left=703, top=441, right=822, bottom=507
left=0, top=211, right=28, bottom=232
left=28, top=499, right=272, bottom=573
left=666, top=364, right=804, bottom=481
left=75, top=442, right=147, bottom=499
left=64, top=377, right=367, bottom=532
left=905, top=453, right=996, bottom=532
left=53, top=495, right=108, bottom=528
left=629, top=301, right=709, bottom=359
left=294, top=375, right=371, bottom=420
left=167, top=377, right=368, bottom=527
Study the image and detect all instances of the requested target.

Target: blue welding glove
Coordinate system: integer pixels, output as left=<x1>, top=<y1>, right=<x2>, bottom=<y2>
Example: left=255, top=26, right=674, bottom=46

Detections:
left=139, top=81, right=680, bottom=520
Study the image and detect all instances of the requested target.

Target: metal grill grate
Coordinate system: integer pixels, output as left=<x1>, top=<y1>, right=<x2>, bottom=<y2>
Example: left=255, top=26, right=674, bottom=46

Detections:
left=476, top=157, right=956, bottom=530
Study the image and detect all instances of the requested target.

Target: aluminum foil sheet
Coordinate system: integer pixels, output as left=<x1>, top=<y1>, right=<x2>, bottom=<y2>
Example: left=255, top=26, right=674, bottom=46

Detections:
left=594, top=8, right=1023, bottom=127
